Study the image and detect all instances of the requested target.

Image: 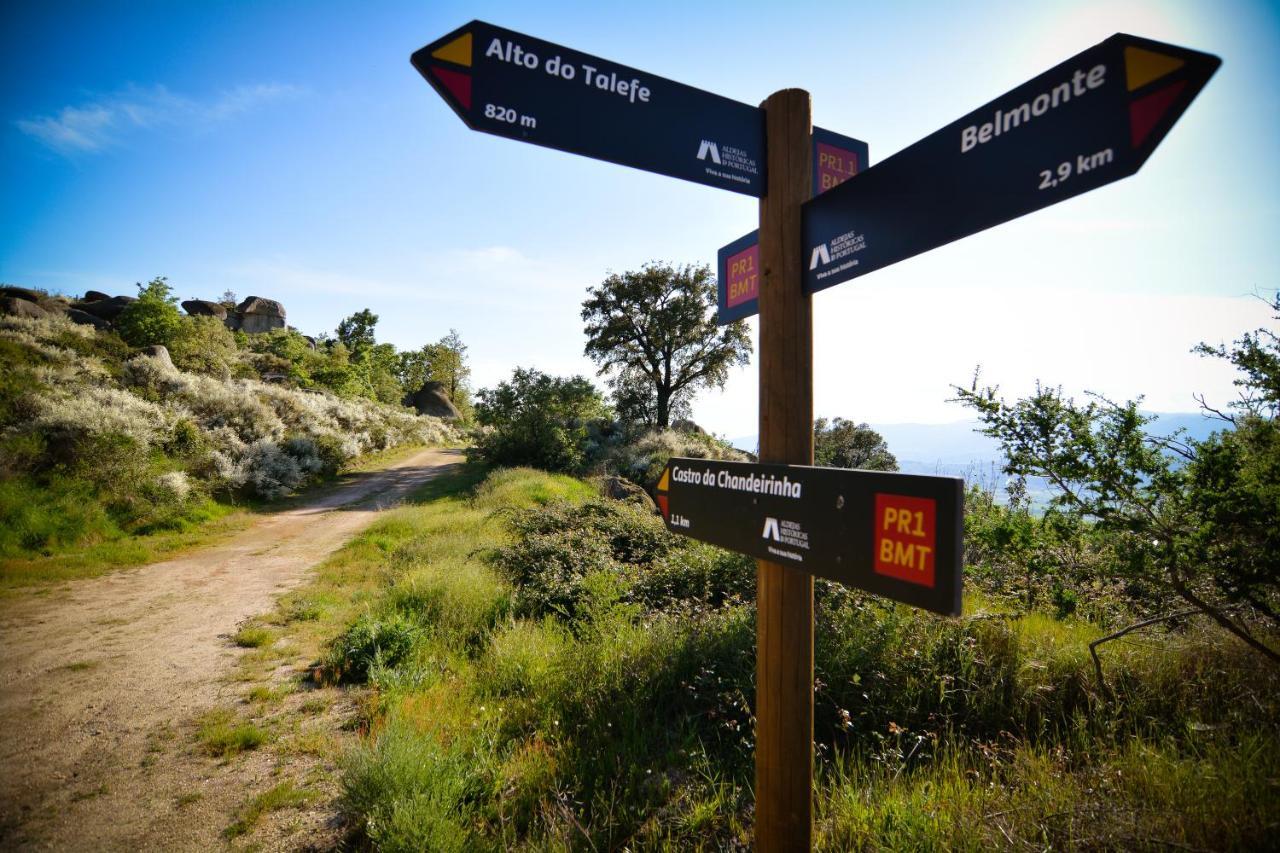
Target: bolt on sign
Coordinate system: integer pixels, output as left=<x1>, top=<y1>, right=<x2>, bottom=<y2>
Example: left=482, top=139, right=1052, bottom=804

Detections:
left=717, top=127, right=869, bottom=324
left=411, top=21, right=766, bottom=195
left=655, top=458, right=963, bottom=616
left=802, top=34, right=1220, bottom=294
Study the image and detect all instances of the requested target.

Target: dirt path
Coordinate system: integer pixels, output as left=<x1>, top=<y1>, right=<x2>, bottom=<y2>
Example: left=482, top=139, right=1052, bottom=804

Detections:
left=0, top=447, right=462, bottom=851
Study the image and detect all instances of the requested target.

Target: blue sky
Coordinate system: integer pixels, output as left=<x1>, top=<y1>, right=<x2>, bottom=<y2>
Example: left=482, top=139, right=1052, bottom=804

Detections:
left=3, top=0, right=1278, bottom=435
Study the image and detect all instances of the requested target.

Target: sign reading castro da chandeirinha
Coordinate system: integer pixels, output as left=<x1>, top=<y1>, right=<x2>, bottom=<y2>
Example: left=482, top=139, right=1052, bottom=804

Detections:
left=655, top=458, right=963, bottom=616
left=412, top=21, right=766, bottom=196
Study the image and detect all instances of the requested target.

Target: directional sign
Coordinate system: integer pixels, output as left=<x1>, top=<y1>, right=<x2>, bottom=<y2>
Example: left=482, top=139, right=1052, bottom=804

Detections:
left=412, top=21, right=765, bottom=196
left=717, top=128, right=869, bottom=323
left=803, top=33, right=1220, bottom=293
left=655, top=458, right=963, bottom=615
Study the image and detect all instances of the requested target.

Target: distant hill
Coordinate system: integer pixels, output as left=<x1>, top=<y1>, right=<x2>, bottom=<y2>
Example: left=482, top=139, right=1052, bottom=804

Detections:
left=731, top=412, right=1230, bottom=505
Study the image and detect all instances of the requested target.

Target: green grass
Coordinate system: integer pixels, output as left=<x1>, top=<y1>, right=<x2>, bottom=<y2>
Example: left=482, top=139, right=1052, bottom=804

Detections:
left=233, top=626, right=276, bottom=648
left=0, top=496, right=251, bottom=592
left=224, top=780, right=316, bottom=839
left=0, top=445, right=464, bottom=594
left=243, top=464, right=1280, bottom=850
left=60, top=660, right=97, bottom=672
left=196, top=708, right=271, bottom=758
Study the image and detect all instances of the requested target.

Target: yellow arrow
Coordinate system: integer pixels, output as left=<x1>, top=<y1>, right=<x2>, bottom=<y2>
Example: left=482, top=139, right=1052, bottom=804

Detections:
left=432, top=32, right=472, bottom=67
left=1125, top=45, right=1184, bottom=91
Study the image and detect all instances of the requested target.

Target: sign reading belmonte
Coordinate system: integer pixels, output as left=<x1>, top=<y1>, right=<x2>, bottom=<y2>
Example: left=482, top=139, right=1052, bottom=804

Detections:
left=411, top=21, right=765, bottom=195
left=655, top=458, right=963, bottom=616
left=803, top=33, right=1220, bottom=293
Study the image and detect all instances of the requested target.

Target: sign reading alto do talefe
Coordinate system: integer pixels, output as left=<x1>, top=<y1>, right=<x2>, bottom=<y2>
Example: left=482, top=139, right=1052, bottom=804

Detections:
left=412, top=21, right=765, bottom=195
left=802, top=33, right=1220, bottom=294
left=717, top=127, right=869, bottom=324
left=655, top=458, right=963, bottom=616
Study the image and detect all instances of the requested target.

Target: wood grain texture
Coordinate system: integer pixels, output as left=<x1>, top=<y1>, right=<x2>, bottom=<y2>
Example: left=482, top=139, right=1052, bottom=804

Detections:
left=754, top=87, right=815, bottom=853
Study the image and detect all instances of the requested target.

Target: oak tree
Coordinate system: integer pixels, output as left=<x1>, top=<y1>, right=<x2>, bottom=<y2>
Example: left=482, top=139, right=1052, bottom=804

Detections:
left=582, top=262, right=750, bottom=430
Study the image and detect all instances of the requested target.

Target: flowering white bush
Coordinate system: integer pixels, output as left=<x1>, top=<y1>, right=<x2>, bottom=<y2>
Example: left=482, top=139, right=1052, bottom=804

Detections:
left=601, top=428, right=749, bottom=489
left=0, top=313, right=95, bottom=342
left=154, top=470, right=192, bottom=502
left=27, top=385, right=175, bottom=448
left=4, top=320, right=460, bottom=500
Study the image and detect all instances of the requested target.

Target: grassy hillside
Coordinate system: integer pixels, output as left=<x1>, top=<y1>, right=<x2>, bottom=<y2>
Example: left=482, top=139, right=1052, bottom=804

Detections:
left=0, top=312, right=458, bottom=585
left=269, top=465, right=1277, bottom=851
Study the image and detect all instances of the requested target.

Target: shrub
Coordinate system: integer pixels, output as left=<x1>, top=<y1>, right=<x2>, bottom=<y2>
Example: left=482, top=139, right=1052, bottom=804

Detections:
left=599, top=428, right=748, bottom=491
left=327, top=613, right=419, bottom=683
left=472, top=367, right=610, bottom=473
left=170, top=314, right=239, bottom=376
left=342, top=722, right=485, bottom=852
left=492, top=498, right=683, bottom=619
left=115, top=276, right=183, bottom=349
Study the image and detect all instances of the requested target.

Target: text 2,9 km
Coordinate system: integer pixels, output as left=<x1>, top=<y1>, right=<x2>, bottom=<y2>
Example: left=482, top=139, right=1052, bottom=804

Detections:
left=483, top=103, right=537, bottom=129
left=1038, top=147, right=1114, bottom=190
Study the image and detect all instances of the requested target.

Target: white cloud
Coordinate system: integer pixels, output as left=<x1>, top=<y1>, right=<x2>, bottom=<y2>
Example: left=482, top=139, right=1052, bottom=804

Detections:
left=15, top=83, right=303, bottom=155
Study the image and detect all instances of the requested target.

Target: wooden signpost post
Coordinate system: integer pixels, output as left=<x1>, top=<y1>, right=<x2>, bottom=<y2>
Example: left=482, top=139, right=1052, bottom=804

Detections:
left=755, top=89, right=815, bottom=847
left=411, top=22, right=1219, bottom=851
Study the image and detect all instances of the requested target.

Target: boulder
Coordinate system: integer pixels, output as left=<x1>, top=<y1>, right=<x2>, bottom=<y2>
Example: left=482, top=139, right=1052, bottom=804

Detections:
left=140, top=344, right=174, bottom=371
left=671, top=418, right=707, bottom=435
left=78, top=295, right=135, bottom=320
left=0, top=285, right=42, bottom=303
left=83, top=290, right=110, bottom=302
left=406, top=381, right=461, bottom=420
left=181, top=299, right=228, bottom=320
left=66, top=308, right=110, bottom=329
left=1, top=297, right=49, bottom=319
left=604, top=476, right=659, bottom=513
left=234, top=296, right=286, bottom=334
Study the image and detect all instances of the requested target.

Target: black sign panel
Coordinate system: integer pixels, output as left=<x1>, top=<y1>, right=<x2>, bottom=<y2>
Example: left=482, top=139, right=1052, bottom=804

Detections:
left=412, top=21, right=765, bottom=196
left=655, top=458, right=963, bottom=616
left=717, top=127, right=870, bottom=324
left=803, top=33, right=1220, bottom=293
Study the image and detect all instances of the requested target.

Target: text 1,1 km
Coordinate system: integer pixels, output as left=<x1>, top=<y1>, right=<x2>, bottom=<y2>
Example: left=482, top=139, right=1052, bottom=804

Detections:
left=484, top=103, right=537, bottom=129
left=1038, top=147, right=1114, bottom=190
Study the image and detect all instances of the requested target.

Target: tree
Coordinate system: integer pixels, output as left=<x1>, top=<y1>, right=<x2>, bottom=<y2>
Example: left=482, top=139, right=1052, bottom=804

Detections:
left=473, top=367, right=609, bottom=472
left=116, top=276, right=183, bottom=349
left=335, top=309, right=379, bottom=355
left=952, top=300, right=1280, bottom=663
left=427, top=329, right=471, bottom=410
left=332, top=309, right=404, bottom=404
left=581, top=262, right=751, bottom=430
left=813, top=418, right=897, bottom=471
left=397, top=329, right=473, bottom=413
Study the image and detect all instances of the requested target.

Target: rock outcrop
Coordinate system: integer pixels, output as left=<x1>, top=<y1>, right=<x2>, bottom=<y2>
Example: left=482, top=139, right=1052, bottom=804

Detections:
left=406, top=381, right=461, bottom=420
left=181, top=299, right=228, bottom=320
left=0, top=297, right=49, bottom=319
left=0, top=286, right=42, bottom=303
left=82, top=290, right=110, bottom=302
left=66, top=308, right=110, bottom=329
left=231, top=296, right=286, bottom=334
left=78, top=295, right=136, bottom=321
left=140, top=344, right=175, bottom=371
left=603, top=476, right=659, bottom=513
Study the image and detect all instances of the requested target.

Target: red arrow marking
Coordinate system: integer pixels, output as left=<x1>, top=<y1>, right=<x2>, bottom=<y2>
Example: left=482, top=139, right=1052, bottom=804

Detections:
left=432, top=65, right=472, bottom=111
left=1129, top=79, right=1186, bottom=148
